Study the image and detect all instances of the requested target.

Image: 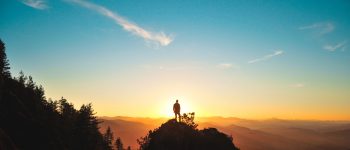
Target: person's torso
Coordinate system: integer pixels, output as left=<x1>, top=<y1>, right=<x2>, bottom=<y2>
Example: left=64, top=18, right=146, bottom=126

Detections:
left=174, top=103, right=180, bottom=110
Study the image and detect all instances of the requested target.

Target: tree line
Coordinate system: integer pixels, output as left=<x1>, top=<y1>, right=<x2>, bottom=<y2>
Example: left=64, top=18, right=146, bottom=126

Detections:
left=0, top=39, right=129, bottom=150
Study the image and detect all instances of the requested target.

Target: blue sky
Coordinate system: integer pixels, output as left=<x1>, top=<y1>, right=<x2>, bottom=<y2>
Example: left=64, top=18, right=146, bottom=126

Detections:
left=1, top=0, right=350, bottom=119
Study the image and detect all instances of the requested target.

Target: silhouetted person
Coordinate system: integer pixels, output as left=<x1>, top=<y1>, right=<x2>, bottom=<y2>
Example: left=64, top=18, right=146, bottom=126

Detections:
left=173, top=100, right=181, bottom=122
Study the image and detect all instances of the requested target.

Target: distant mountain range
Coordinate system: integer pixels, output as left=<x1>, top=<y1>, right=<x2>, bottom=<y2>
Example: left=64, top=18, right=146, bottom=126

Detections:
left=99, top=116, right=350, bottom=150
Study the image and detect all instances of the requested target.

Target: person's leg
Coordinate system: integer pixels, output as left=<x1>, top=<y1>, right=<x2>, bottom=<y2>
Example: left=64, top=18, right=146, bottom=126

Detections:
left=175, top=113, right=177, bottom=121
left=178, top=113, right=181, bottom=122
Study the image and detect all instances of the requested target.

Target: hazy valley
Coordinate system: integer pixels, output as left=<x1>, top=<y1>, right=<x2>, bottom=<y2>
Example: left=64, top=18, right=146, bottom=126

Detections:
left=99, top=116, right=350, bottom=150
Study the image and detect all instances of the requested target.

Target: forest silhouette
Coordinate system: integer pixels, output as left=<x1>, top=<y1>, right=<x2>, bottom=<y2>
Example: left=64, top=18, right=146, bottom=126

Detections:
left=0, top=39, right=239, bottom=150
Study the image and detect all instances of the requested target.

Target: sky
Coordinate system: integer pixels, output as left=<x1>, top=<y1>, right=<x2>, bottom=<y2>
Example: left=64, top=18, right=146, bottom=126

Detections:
left=1, top=0, right=350, bottom=120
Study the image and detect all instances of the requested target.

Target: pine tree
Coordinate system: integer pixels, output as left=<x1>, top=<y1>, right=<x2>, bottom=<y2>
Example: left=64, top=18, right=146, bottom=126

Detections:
left=103, top=126, right=114, bottom=150
left=0, top=39, right=11, bottom=78
left=115, top=137, right=124, bottom=150
left=0, top=39, right=10, bottom=101
left=74, top=104, right=103, bottom=150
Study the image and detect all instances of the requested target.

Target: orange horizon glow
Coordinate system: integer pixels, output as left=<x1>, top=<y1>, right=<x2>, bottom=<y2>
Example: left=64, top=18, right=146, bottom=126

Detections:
left=40, top=64, right=350, bottom=122
left=64, top=97, right=350, bottom=121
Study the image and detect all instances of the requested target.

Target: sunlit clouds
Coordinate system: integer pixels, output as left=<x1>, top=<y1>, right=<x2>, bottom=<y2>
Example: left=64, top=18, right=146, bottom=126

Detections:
left=68, top=0, right=173, bottom=47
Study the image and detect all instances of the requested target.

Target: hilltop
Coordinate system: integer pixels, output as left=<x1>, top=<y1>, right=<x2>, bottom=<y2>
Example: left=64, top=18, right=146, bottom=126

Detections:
left=137, top=119, right=239, bottom=150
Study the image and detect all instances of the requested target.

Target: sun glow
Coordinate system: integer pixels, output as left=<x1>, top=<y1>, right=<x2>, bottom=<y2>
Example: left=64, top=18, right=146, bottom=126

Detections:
left=158, top=96, right=196, bottom=118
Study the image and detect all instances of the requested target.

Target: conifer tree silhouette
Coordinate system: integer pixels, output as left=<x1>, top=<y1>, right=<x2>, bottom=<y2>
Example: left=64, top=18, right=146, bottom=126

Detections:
left=115, top=137, right=124, bottom=150
left=103, top=126, right=114, bottom=150
left=0, top=39, right=10, bottom=102
left=0, top=39, right=10, bottom=78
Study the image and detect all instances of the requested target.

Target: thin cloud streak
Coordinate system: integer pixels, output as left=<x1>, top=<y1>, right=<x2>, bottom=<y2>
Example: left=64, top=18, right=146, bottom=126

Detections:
left=299, top=22, right=334, bottom=35
left=248, top=50, right=284, bottom=64
left=290, top=83, right=305, bottom=88
left=323, top=41, right=347, bottom=51
left=68, top=0, right=173, bottom=46
left=217, top=63, right=239, bottom=69
left=22, top=0, right=48, bottom=10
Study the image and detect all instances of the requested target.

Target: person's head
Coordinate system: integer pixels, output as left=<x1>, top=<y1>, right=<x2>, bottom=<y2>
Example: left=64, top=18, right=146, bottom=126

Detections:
left=176, top=99, right=178, bottom=103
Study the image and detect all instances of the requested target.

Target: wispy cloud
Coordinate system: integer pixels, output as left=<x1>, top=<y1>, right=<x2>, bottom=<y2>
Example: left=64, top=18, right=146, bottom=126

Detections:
left=290, top=83, right=305, bottom=88
left=248, top=50, right=284, bottom=64
left=323, top=41, right=347, bottom=52
left=299, top=22, right=334, bottom=35
left=140, top=64, right=191, bottom=71
left=22, top=0, right=48, bottom=10
left=67, top=0, right=173, bottom=47
left=217, top=63, right=239, bottom=69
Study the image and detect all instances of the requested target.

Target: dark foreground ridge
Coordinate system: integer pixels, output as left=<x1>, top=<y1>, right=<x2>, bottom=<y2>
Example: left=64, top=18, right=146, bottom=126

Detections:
left=138, top=119, right=239, bottom=150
